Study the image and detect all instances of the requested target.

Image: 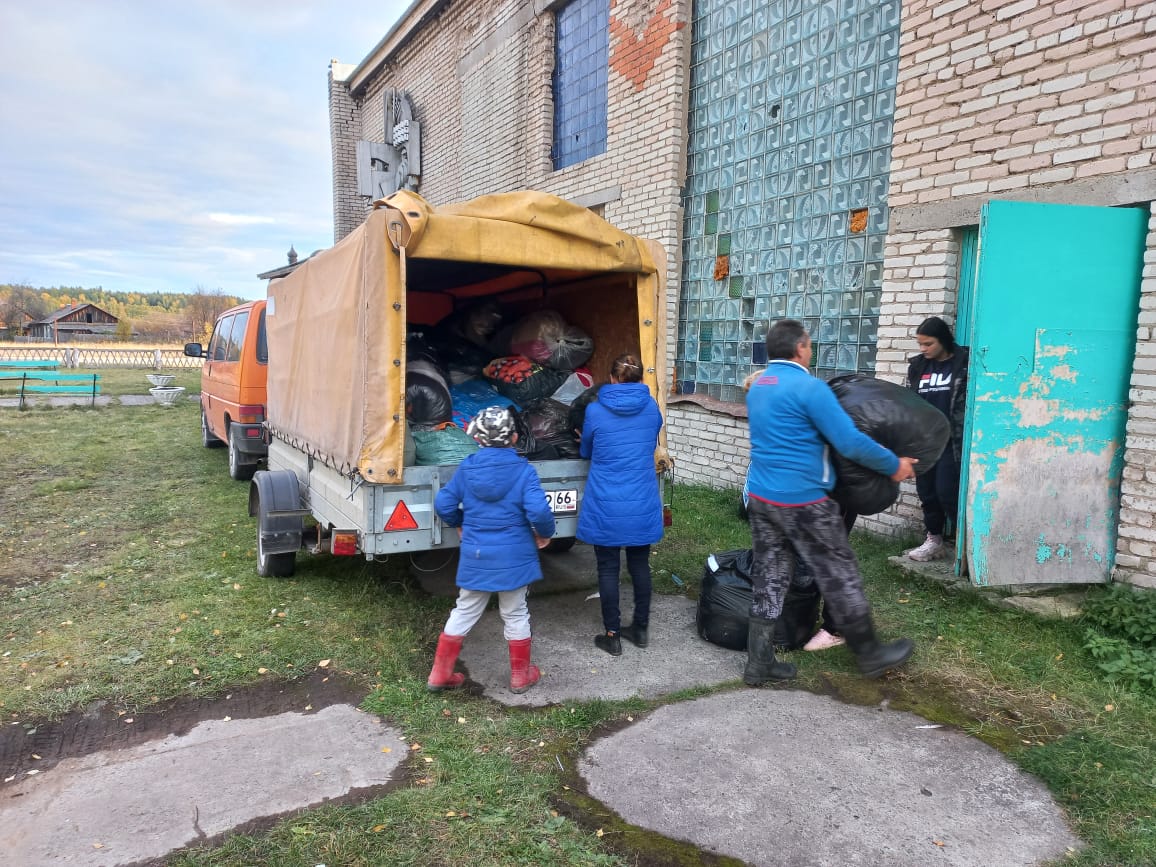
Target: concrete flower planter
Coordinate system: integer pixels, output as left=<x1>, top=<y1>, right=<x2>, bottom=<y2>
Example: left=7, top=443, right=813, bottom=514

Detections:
left=149, top=386, right=186, bottom=406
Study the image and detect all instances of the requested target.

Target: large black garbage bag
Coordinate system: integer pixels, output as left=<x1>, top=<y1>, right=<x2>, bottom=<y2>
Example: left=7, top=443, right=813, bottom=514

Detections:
left=696, top=549, right=821, bottom=651
left=405, top=336, right=453, bottom=426
left=567, top=385, right=601, bottom=436
left=826, top=374, right=950, bottom=515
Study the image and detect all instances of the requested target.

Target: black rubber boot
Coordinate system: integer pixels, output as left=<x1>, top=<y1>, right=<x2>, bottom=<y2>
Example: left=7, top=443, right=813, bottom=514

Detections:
left=620, top=622, right=648, bottom=648
left=743, top=617, right=797, bottom=686
left=841, top=614, right=914, bottom=679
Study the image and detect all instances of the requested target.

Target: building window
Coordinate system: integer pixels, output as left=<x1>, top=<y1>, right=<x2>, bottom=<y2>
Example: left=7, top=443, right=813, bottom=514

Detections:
left=552, top=0, right=609, bottom=170
left=677, top=0, right=901, bottom=400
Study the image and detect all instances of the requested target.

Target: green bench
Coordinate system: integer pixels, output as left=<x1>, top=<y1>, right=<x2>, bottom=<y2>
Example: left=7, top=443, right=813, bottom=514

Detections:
left=0, top=361, right=101, bottom=407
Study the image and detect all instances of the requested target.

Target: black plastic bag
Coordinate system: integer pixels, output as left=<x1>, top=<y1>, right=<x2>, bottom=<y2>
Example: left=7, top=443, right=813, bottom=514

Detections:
left=567, top=385, right=601, bottom=437
left=404, top=337, right=453, bottom=425
left=696, top=549, right=821, bottom=651
left=827, top=374, right=950, bottom=515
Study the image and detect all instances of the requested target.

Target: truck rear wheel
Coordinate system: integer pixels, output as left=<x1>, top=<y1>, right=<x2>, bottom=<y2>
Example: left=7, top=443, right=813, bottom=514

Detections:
left=543, top=537, right=576, bottom=554
left=257, top=529, right=295, bottom=578
left=251, top=470, right=302, bottom=578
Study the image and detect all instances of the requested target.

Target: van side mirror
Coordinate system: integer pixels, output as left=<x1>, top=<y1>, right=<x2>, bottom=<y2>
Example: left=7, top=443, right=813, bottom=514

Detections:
left=184, top=342, right=204, bottom=358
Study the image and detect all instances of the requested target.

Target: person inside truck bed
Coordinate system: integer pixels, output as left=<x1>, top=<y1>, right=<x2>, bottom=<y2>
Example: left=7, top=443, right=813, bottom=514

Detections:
left=577, top=353, right=665, bottom=657
left=428, top=405, right=556, bottom=694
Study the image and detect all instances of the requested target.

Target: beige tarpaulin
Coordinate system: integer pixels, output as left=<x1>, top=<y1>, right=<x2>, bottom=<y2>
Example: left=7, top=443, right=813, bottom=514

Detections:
left=266, top=190, right=665, bottom=483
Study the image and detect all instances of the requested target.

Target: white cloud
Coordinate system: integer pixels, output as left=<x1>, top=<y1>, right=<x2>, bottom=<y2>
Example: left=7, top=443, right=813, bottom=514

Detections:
left=207, top=214, right=277, bottom=227
left=0, top=0, right=409, bottom=299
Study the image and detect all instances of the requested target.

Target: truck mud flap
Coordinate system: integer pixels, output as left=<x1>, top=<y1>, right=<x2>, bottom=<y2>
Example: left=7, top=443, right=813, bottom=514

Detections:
left=250, top=469, right=305, bottom=555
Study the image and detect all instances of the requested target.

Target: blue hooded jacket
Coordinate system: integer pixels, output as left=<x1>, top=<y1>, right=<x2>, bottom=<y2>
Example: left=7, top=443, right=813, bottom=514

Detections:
left=435, top=447, right=556, bottom=592
left=576, top=382, right=664, bottom=547
left=746, top=360, right=899, bottom=506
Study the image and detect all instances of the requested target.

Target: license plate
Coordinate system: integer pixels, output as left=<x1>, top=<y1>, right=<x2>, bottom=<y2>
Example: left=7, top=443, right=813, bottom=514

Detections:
left=546, top=489, right=578, bottom=513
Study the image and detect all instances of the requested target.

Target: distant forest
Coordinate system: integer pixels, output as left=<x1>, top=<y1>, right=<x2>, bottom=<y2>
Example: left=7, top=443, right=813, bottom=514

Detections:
left=0, top=284, right=246, bottom=343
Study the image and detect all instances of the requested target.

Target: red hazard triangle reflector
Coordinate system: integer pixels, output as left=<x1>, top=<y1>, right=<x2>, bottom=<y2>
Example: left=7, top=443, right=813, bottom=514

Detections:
left=385, top=500, right=419, bottom=531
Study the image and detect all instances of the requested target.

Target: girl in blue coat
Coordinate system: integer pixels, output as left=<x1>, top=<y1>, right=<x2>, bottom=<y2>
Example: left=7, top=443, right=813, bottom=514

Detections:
left=428, top=406, right=556, bottom=694
left=577, top=354, right=664, bottom=656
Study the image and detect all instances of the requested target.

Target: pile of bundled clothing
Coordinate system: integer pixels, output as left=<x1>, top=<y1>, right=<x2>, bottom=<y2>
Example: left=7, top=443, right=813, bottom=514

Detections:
left=405, top=302, right=596, bottom=465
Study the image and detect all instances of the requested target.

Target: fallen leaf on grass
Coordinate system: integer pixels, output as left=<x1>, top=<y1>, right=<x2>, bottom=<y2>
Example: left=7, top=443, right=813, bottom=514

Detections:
left=371, top=824, right=386, bottom=833
left=318, top=659, right=331, bottom=668
left=596, top=828, right=604, bottom=838
left=423, top=756, right=434, bottom=763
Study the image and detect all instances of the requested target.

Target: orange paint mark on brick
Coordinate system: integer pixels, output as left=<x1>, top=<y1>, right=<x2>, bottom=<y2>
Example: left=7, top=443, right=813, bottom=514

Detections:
left=609, top=0, right=685, bottom=91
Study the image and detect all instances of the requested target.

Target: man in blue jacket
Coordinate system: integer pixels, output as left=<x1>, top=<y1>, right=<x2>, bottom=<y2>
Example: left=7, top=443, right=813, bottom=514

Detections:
left=744, top=319, right=917, bottom=684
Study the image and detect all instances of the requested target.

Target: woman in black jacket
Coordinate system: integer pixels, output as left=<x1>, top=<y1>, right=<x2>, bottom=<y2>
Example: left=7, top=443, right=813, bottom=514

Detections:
left=905, top=317, right=969, bottom=561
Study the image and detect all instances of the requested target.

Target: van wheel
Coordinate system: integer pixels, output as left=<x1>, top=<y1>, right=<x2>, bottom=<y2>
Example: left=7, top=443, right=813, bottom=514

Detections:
left=543, top=537, right=576, bottom=554
left=257, top=527, right=295, bottom=578
left=201, top=409, right=223, bottom=448
left=228, top=435, right=257, bottom=481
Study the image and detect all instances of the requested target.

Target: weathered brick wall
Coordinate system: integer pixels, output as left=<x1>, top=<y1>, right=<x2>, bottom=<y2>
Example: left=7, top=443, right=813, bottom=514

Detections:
left=330, top=0, right=691, bottom=405
left=329, top=64, right=364, bottom=243
left=890, top=0, right=1155, bottom=206
left=1119, top=204, right=1156, bottom=590
left=664, top=400, right=749, bottom=491
left=876, top=0, right=1156, bottom=581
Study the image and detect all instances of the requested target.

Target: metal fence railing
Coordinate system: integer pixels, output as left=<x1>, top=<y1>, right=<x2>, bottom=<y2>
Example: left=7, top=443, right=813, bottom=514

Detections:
left=0, top=347, right=201, bottom=369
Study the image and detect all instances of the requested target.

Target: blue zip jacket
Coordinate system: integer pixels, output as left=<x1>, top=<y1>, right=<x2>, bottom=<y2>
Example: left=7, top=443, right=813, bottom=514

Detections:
left=577, top=382, right=664, bottom=547
left=435, top=447, right=556, bottom=592
left=747, top=360, right=900, bottom=506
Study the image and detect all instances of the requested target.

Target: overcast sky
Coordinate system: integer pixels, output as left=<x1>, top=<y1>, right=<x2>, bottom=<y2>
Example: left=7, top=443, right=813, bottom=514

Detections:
left=0, top=1, right=409, bottom=301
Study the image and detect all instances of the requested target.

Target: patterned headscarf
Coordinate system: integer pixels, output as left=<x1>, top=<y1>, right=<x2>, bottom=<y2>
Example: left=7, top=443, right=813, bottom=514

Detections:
left=467, top=405, right=517, bottom=447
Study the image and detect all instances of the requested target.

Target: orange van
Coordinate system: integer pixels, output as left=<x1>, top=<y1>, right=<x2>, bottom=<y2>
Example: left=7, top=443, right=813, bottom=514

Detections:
left=183, top=299, right=268, bottom=480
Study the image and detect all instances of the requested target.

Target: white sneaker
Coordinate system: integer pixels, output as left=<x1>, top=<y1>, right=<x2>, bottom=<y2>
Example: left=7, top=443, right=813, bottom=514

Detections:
left=907, top=533, right=946, bottom=562
left=803, top=628, right=846, bottom=651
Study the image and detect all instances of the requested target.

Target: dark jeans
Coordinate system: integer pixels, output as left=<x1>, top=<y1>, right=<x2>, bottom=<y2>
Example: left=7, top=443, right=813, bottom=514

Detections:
left=748, top=498, right=870, bottom=626
left=916, top=451, right=961, bottom=537
left=594, top=544, right=652, bottom=634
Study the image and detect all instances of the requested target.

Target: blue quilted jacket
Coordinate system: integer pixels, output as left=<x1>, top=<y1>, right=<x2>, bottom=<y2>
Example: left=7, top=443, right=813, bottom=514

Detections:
left=576, top=382, right=664, bottom=547
left=435, top=447, right=556, bottom=592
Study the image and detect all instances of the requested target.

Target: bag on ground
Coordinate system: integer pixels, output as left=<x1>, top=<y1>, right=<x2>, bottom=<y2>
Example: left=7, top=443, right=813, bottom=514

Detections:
left=696, top=549, right=821, bottom=651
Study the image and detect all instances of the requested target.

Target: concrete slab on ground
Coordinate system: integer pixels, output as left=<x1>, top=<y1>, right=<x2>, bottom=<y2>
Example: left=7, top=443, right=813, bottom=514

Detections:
left=580, top=689, right=1082, bottom=867
left=0, top=704, right=406, bottom=867
left=447, top=585, right=746, bottom=707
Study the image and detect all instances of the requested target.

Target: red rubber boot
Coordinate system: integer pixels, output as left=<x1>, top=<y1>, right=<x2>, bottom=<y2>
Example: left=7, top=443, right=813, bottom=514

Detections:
left=507, top=637, right=541, bottom=694
left=427, top=633, right=466, bottom=692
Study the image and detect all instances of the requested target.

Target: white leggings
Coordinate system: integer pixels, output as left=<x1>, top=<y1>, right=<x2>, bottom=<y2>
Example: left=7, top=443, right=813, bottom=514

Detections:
left=444, top=586, right=532, bottom=641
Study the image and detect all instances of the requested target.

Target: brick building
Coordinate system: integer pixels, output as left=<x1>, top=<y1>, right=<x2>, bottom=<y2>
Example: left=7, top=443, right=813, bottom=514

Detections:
left=328, top=0, right=1156, bottom=589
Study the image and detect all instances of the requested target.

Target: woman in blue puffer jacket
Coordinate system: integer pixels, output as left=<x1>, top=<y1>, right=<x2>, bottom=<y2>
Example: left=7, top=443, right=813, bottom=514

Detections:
left=577, top=353, right=664, bottom=656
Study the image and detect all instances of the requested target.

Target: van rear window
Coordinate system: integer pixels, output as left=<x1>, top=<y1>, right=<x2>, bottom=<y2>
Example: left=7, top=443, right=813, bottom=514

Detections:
left=257, top=308, right=268, bottom=364
left=226, top=311, right=250, bottom=363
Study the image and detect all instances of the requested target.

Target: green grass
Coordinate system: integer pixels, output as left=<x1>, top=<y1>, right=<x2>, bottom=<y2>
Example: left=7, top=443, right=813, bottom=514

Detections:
left=1, top=396, right=1153, bottom=866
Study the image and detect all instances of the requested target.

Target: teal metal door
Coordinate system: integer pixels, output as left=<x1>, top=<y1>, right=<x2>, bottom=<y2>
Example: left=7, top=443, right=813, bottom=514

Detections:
left=963, top=201, right=1147, bottom=586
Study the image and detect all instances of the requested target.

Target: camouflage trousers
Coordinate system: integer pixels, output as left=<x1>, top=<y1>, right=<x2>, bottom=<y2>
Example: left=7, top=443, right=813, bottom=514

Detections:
left=747, top=496, right=870, bottom=626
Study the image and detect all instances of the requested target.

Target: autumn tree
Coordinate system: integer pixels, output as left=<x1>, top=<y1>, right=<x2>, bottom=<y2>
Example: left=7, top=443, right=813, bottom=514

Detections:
left=187, top=286, right=233, bottom=343
left=0, top=284, right=52, bottom=331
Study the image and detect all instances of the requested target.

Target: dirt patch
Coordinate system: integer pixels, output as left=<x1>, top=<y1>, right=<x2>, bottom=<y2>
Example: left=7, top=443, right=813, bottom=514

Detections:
left=1, top=670, right=369, bottom=784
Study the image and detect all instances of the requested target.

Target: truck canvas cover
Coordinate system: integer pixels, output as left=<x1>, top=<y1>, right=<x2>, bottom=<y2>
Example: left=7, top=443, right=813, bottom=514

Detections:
left=265, top=190, right=665, bottom=483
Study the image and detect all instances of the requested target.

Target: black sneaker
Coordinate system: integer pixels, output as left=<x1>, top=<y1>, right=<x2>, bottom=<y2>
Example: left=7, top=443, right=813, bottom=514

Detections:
left=594, top=632, right=622, bottom=656
left=620, top=623, right=649, bottom=648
